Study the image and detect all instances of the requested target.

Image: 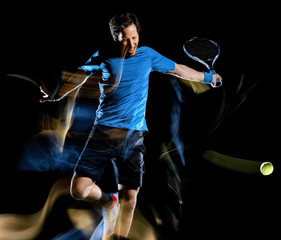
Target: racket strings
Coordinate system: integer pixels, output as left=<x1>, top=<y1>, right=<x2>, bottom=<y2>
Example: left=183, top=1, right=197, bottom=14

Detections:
left=184, top=38, right=219, bottom=62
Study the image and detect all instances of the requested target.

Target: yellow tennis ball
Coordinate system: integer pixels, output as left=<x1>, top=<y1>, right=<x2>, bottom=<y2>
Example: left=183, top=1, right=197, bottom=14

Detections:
left=260, top=162, right=274, bottom=176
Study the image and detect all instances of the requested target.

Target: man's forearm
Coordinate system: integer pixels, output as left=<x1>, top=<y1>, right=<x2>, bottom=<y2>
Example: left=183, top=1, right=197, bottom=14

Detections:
left=168, top=63, right=204, bottom=82
left=168, top=63, right=222, bottom=86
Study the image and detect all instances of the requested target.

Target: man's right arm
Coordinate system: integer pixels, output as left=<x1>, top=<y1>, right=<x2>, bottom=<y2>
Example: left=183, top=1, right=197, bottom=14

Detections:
left=40, top=70, right=89, bottom=103
left=168, top=63, right=222, bottom=85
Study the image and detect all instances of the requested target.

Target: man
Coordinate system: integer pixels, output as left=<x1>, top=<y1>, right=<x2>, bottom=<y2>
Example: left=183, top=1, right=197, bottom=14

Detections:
left=41, top=12, right=222, bottom=240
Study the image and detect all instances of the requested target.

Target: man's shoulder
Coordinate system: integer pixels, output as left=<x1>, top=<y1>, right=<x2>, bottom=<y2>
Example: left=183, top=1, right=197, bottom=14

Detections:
left=138, top=46, right=154, bottom=52
left=137, top=46, right=161, bottom=58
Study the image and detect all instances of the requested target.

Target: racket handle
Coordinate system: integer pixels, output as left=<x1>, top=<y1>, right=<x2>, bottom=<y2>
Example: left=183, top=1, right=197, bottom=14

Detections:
left=210, top=69, right=222, bottom=87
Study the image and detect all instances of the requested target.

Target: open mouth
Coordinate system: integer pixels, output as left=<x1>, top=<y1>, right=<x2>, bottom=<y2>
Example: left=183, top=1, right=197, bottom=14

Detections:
left=128, top=46, right=136, bottom=55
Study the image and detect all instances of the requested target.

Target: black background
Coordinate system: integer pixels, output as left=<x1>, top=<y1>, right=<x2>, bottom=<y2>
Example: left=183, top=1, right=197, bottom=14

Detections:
left=1, top=2, right=280, bottom=239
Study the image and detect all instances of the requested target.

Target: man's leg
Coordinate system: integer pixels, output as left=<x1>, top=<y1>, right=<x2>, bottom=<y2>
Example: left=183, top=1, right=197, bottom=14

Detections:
left=70, top=172, right=119, bottom=237
left=114, top=187, right=139, bottom=239
left=71, top=173, right=103, bottom=201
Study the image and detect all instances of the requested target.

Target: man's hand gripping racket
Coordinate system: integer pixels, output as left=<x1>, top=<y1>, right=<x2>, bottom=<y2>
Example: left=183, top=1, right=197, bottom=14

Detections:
left=183, top=37, right=222, bottom=87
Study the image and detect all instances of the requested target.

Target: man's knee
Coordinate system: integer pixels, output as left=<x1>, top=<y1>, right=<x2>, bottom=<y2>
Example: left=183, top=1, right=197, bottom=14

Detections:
left=70, top=174, right=96, bottom=200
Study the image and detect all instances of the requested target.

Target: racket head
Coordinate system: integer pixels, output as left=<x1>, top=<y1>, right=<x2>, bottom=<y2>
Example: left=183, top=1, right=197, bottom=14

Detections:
left=183, top=37, right=220, bottom=70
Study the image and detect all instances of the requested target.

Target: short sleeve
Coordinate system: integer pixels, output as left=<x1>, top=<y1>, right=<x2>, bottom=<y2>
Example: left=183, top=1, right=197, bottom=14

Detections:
left=79, top=51, right=102, bottom=76
left=147, top=47, right=175, bottom=73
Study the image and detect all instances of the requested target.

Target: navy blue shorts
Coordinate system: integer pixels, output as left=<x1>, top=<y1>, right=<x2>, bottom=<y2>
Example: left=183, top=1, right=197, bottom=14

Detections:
left=74, top=124, right=146, bottom=189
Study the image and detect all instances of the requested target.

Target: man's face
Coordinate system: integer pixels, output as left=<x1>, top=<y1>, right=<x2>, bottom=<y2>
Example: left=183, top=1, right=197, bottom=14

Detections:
left=117, top=24, right=139, bottom=57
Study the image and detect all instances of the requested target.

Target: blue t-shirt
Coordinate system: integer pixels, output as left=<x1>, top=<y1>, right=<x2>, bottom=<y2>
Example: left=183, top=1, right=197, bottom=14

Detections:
left=80, top=46, right=175, bottom=131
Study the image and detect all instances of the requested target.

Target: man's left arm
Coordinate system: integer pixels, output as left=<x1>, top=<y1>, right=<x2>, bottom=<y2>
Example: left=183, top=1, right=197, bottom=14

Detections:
left=168, top=63, right=222, bottom=85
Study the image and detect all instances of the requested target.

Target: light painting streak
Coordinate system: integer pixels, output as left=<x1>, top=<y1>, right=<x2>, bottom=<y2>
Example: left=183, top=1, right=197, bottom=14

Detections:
left=0, top=178, right=71, bottom=240
left=0, top=176, right=158, bottom=240
left=203, top=150, right=272, bottom=175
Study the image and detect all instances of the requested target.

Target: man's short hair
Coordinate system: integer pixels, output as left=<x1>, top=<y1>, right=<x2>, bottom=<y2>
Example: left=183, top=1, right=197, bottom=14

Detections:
left=109, top=12, right=141, bottom=41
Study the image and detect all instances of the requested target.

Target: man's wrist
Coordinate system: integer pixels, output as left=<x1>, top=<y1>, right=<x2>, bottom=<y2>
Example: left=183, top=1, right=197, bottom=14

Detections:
left=202, top=72, right=213, bottom=84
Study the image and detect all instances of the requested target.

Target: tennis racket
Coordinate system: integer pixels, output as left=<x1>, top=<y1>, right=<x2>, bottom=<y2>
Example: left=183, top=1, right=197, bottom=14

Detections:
left=183, top=37, right=222, bottom=87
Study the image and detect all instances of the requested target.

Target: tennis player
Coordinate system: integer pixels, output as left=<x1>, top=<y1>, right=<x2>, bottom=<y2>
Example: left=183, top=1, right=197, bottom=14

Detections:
left=40, top=12, right=222, bottom=240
